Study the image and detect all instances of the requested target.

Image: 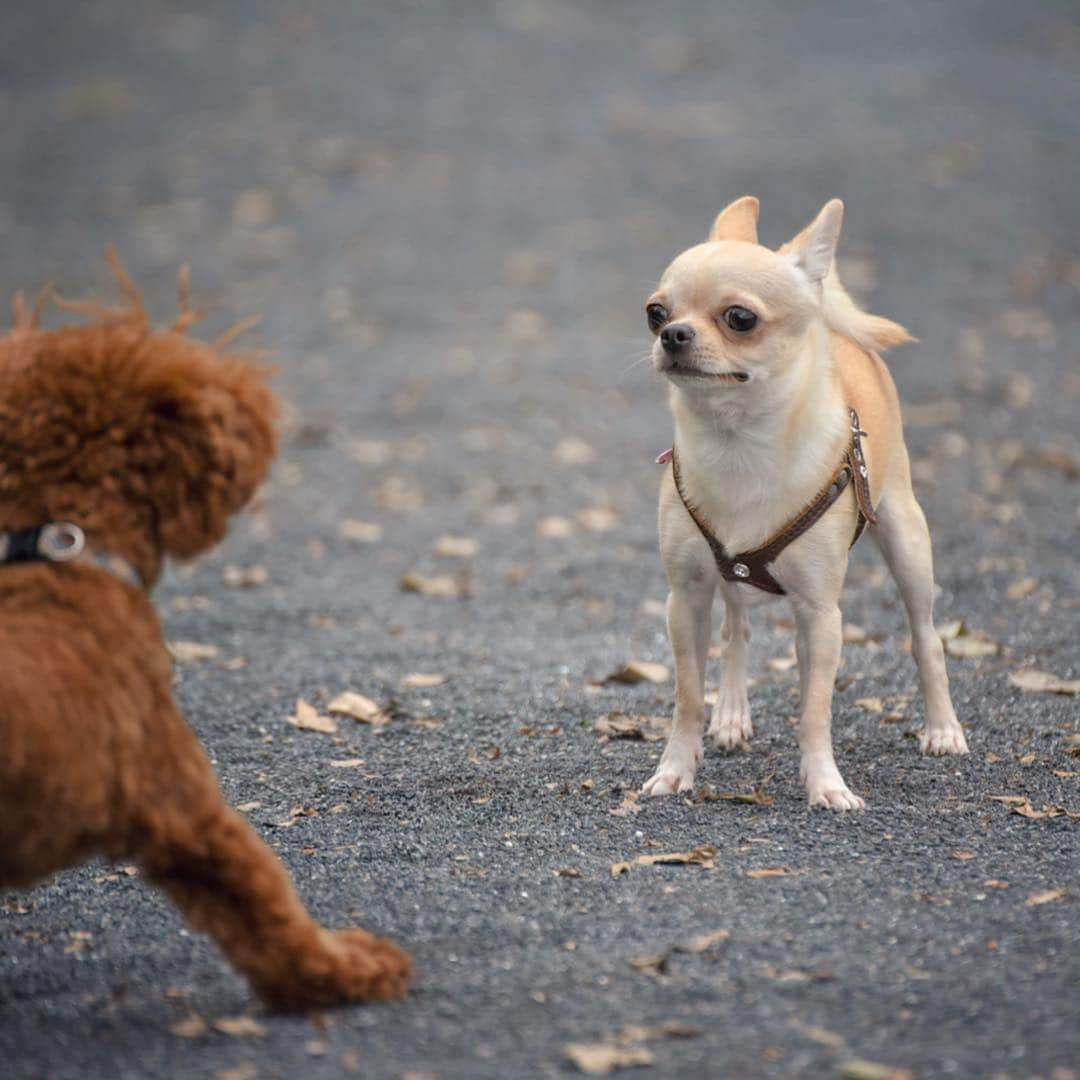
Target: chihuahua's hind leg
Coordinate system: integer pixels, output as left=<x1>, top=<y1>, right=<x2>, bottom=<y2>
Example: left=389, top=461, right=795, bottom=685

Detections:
left=643, top=583, right=713, bottom=797
left=872, top=471, right=968, bottom=756
left=794, top=600, right=864, bottom=810
left=708, top=591, right=753, bottom=750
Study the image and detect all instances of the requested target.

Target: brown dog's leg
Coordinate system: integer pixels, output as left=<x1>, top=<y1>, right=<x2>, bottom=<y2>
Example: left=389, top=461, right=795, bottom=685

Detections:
left=133, top=751, right=410, bottom=1011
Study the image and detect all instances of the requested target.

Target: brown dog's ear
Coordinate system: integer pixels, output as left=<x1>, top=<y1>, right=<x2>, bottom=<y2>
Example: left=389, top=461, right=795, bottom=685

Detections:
left=140, top=354, right=278, bottom=560
left=783, top=199, right=844, bottom=284
left=708, top=196, right=760, bottom=243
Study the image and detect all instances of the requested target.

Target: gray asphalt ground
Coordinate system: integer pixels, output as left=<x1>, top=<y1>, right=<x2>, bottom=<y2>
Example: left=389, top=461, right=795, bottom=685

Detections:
left=2, top=2, right=1078, bottom=1078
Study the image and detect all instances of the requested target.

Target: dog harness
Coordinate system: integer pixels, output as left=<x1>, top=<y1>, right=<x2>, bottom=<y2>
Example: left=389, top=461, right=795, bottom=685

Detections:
left=662, top=409, right=877, bottom=596
left=0, top=522, right=143, bottom=588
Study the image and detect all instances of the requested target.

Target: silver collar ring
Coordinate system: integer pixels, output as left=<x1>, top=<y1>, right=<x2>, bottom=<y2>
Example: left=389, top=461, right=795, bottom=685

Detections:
left=37, top=522, right=87, bottom=562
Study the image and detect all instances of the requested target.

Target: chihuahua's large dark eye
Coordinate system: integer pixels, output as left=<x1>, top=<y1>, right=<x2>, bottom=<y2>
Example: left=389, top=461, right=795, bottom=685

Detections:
left=646, top=303, right=669, bottom=333
left=723, top=306, right=757, bottom=333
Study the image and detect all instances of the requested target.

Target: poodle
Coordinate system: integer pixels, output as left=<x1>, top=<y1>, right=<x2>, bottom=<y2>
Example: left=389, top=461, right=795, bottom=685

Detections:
left=0, top=252, right=410, bottom=1011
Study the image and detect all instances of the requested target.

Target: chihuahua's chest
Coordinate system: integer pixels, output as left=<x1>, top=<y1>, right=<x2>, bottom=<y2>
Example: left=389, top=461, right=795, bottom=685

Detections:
left=672, top=435, right=836, bottom=556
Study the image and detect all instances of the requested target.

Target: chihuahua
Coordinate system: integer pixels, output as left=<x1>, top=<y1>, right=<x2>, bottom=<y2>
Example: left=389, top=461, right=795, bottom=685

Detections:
left=641, top=196, right=968, bottom=809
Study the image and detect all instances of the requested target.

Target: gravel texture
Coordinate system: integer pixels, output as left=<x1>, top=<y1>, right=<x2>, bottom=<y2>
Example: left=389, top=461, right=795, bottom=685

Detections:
left=1, top=2, right=1078, bottom=1078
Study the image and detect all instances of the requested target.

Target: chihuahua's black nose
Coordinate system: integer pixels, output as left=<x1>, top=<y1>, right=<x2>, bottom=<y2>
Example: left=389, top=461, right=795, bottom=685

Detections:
left=660, top=323, right=695, bottom=352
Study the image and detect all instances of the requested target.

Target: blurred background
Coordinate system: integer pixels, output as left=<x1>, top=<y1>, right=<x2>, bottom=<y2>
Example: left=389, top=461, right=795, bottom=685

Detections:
left=2, top=3, right=1078, bottom=1078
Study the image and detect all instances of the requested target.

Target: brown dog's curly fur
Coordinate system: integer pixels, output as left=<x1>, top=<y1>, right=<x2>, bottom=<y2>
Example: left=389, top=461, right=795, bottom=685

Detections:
left=0, top=253, right=410, bottom=1011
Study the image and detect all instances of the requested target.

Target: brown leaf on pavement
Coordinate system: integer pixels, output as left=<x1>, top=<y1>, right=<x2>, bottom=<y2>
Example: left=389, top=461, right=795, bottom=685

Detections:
left=1024, top=887, right=1065, bottom=906
left=610, top=790, right=643, bottom=817
left=1008, top=669, right=1080, bottom=695
left=839, top=1059, right=915, bottom=1080
left=942, top=623, right=1000, bottom=658
left=400, top=570, right=464, bottom=598
left=593, top=661, right=670, bottom=686
left=328, top=691, right=389, bottom=726
left=211, top=1015, right=267, bottom=1038
left=222, top=564, right=268, bottom=588
left=169, top=1015, right=207, bottom=1038
left=434, top=535, right=478, bottom=557
left=563, top=1042, right=654, bottom=1076
left=611, top=845, right=717, bottom=876
left=401, top=672, right=448, bottom=689
left=287, top=699, right=338, bottom=734
left=594, top=712, right=670, bottom=742
left=167, top=641, right=221, bottom=663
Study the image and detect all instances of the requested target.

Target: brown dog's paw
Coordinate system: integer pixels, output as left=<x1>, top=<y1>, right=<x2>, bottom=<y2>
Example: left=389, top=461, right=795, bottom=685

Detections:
left=329, top=928, right=412, bottom=1003
left=256, top=927, right=411, bottom=1012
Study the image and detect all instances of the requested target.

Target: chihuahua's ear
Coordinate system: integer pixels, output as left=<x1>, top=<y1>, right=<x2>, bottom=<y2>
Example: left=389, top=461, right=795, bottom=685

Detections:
left=785, top=199, right=844, bottom=284
left=708, top=196, right=760, bottom=244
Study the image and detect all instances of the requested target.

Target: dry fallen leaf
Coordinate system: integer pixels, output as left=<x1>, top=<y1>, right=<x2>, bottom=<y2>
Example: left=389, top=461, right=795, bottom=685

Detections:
left=346, top=438, right=392, bottom=465
left=327, top=691, right=389, bottom=726
left=287, top=699, right=338, bottom=735
left=401, top=672, right=448, bottom=689
left=596, top=661, right=670, bottom=686
left=766, top=652, right=798, bottom=673
left=952, top=849, right=977, bottom=861
left=169, top=1014, right=207, bottom=1039
left=556, top=867, right=583, bottom=878
left=211, top=1016, right=267, bottom=1038
left=855, top=697, right=884, bottom=714
left=217, top=1065, right=257, bottom=1080
left=746, top=866, right=793, bottom=879
left=610, top=790, right=643, bottom=817
left=338, top=519, right=383, bottom=544
left=575, top=506, right=620, bottom=532
left=1024, top=887, right=1065, bottom=907
left=399, top=570, right=462, bottom=597
left=167, top=641, right=220, bottom=664
left=693, top=786, right=774, bottom=807
left=611, top=845, right=717, bottom=876
left=329, top=758, right=364, bottom=768
left=594, top=712, right=670, bottom=742
left=942, top=624, right=1000, bottom=658
left=564, top=1022, right=699, bottom=1076
left=222, top=564, right=268, bottom=588
left=554, top=437, right=596, bottom=466
left=839, top=1059, right=915, bottom=1080
left=1006, top=576, right=1038, bottom=601
left=761, top=964, right=835, bottom=984
left=684, top=929, right=730, bottom=953
left=989, top=795, right=1077, bottom=820
left=536, top=515, right=575, bottom=539
left=434, top=535, right=478, bottom=558
left=563, top=1042, right=654, bottom=1076
left=628, top=930, right=729, bottom=980
left=1008, top=669, right=1080, bottom=695
left=789, top=1019, right=845, bottom=1050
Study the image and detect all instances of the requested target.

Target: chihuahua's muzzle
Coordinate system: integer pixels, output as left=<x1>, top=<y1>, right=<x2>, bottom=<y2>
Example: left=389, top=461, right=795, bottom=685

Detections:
left=660, top=322, right=696, bottom=352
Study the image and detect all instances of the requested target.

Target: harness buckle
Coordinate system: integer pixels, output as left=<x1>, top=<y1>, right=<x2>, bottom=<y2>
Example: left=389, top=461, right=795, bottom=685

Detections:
left=37, top=522, right=86, bottom=562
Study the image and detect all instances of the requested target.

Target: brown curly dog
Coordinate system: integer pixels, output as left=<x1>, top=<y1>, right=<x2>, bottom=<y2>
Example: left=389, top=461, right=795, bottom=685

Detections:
left=0, top=252, right=410, bottom=1011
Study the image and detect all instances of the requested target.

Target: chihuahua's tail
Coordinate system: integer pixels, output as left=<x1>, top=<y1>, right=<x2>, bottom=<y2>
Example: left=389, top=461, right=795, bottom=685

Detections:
left=821, top=264, right=914, bottom=353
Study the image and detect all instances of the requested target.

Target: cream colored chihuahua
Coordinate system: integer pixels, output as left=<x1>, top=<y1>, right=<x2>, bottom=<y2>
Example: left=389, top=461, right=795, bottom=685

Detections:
left=642, top=196, right=968, bottom=809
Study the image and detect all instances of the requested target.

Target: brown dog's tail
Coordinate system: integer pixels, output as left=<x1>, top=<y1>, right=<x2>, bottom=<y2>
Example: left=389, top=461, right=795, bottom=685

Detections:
left=820, top=262, right=914, bottom=353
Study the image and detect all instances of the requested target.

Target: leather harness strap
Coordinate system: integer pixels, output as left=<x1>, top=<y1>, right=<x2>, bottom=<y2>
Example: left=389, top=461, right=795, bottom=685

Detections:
left=0, top=522, right=143, bottom=589
left=670, top=408, right=877, bottom=596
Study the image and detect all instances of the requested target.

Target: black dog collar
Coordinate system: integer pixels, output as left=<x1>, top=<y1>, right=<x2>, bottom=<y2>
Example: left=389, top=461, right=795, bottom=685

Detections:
left=0, top=522, right=143, bottom=589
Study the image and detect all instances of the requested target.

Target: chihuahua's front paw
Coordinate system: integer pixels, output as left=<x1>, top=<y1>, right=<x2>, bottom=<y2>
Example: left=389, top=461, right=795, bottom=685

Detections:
left=920, top=725, right=969, bottom=756
left=642, top=739, right=702, bottom=797
left=807, top=784, right=865, bottom=811
left=802, top=760, right=865, bottom=810
left=708, top=688, right=753, bottom=751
